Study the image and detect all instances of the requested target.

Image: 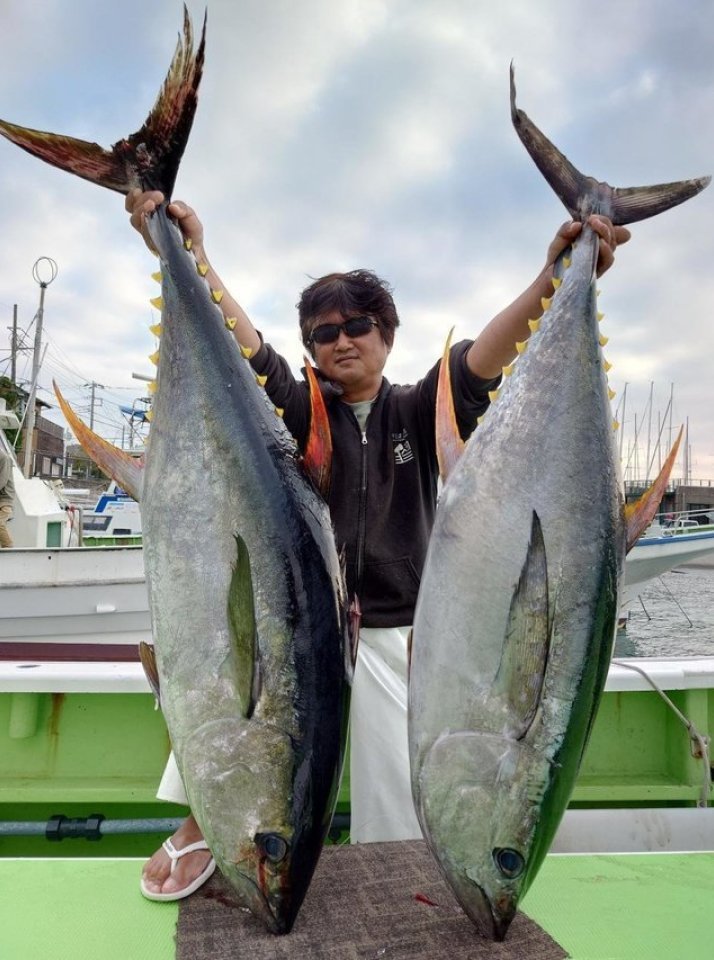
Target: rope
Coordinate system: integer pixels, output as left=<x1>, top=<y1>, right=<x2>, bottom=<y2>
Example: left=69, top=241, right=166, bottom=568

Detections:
left=611, top=658, right=712, bottom=807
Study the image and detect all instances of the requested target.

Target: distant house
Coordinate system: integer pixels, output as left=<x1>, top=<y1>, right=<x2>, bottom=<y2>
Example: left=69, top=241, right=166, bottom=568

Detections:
left=0, top=376, right=64, bottom=477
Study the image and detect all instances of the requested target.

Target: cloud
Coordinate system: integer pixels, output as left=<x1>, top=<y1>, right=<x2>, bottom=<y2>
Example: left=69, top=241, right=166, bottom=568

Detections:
left=0, top=0, right=712, bottom=477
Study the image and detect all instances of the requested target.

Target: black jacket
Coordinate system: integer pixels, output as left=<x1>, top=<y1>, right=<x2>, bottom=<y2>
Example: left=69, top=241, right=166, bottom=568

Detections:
left=250, top=339, right=498, bottom=627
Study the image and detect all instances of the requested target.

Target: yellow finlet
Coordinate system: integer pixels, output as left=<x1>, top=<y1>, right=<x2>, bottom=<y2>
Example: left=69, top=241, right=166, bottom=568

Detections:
left=540, top=296, right=552, bottom=312
left=608, top=388, right=616, bottom=401
left=274, top=407, right=284, bottom=418
left=563, top=256, right=571, bottom=268
left=225, top=317, right=237, bottom=331
left=477, top=415, right=485, bottom=426
left=151, top=271, right=162, bottom=283
left=604, top=360, right=612, bottom=372
left=515, top=340, right=528, bottom=354
left=145, top=410, right=153, bottom=422
left=239, top=344, right=253, bottom=359
left=256, top=374, right=267, bottom=387
left=150, top=296, right=164, bottom=310
left=211, top=289, right=224, bottom=304
left=551, top=277, right=562, bottom=289
left=527, top=318, right=540, bottom=333
left=148, top=380, right=158, bottom=395
left=502, top=364, right=514, bottom=377
left=488, top=389, right=500, bottom=403
left=197, top=263, right=209, bottom=277
left=149, top=323, right=162, bottom=338
left=183, top=238, right=193, bottom=251
left=613, top=419, right=620, bottom=431
left=599, top=334, right=609, bottom=347
left=149, top=350, right=160, bottom=367
left=597, top=311, right=605, bottom=322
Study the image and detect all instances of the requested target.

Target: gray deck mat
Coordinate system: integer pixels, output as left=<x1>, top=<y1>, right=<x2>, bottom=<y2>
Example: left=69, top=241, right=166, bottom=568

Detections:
left=177, top=839, right=568, bottom=959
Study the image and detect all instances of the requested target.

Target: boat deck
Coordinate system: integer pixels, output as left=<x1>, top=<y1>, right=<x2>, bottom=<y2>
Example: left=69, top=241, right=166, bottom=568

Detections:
left=3, top=850, right=711, bottom=959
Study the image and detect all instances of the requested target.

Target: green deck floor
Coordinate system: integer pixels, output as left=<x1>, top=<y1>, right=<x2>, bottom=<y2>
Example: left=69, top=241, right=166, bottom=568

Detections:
left=1, top=852, right=712, bottom=960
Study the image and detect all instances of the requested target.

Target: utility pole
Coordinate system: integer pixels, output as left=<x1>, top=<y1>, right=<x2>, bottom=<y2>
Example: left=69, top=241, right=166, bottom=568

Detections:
left=85, top=380, right=105, bottom=430
left=22, top=257, right=58, bottom=477
left=11, top=305, right=18, bottom=384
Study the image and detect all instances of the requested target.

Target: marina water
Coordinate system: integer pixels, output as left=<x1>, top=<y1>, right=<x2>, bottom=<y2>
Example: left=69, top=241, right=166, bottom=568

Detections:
left=617, top=562, right=714, bottom=658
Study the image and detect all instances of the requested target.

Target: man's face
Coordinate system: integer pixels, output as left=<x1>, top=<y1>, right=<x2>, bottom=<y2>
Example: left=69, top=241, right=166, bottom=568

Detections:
left=309, top=310, right=391, bottom=398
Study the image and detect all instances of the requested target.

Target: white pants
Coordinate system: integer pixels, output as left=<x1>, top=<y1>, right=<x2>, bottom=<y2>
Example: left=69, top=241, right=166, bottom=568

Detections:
left=156, top=625, right=422, bottom=844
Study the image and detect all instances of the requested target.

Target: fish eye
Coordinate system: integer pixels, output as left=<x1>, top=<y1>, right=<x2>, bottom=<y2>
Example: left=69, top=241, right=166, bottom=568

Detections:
left=493, top=847, right=525, bottom=879
left=255, top=832, right=289, bottom=864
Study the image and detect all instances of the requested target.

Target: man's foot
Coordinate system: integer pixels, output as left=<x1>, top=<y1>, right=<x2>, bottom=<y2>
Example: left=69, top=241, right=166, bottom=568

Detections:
left=141, top=815, right=216, bottom=900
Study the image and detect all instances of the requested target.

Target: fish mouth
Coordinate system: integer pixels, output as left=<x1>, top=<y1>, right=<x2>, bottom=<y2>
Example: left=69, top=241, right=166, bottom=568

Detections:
left=459, top=879, right=517, bottom=942
left=220, top=863, right=297, bottom=935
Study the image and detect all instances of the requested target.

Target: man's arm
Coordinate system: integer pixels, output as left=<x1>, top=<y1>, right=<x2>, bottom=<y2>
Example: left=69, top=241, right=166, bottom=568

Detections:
left=0, top=453, right=12, bottom=491
left=466, top=215, right=631, bottom=379
left=126, top=189, right=262, bottom=356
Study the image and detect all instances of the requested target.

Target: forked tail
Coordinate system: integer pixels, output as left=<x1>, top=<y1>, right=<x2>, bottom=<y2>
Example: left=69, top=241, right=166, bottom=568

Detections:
left=510, top=64, right=710, bottom=224
left=0, top=5, right=205, bottom=198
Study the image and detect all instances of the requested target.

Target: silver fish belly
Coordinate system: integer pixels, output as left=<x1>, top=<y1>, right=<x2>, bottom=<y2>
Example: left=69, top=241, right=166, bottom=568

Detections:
left=408, top=65, right=709, bottom=942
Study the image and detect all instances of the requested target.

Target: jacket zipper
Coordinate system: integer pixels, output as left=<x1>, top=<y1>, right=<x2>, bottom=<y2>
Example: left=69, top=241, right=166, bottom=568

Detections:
left=352, top=418, right=370, bottom=597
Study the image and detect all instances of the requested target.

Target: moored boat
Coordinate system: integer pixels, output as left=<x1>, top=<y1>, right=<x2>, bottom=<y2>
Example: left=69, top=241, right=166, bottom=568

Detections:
left=622, top=510, right=714, bottom=610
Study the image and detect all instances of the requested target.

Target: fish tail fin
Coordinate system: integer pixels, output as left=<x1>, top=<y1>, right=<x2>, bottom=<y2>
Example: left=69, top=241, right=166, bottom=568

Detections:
left=624, top=426, right=684, bottom=551
left=0, top=6, right=206, bottom=197
left=302, top=359, right=333, bottom=497
left=53, top=380, right=144, bottom=501
left=435, top=328, right=465, bottom=481
left=510, top=64, right=710, bottom=225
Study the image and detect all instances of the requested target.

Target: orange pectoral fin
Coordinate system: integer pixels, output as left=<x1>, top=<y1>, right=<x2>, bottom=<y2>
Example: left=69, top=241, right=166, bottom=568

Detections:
left=53, top=380, right=144, bottom=502
left=301, top=360, right=332, bottom=497
left=436, top=328, right=465, bottom=481
left=624, top=426, right=683, bottom=552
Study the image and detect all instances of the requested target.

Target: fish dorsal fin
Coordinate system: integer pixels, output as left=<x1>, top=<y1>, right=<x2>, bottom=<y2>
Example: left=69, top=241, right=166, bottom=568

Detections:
left=139, top=641, right=161, bottom=706
left=510, top=63, right=710, bottom=225
left=53, top=380, right=144, bottom=502
left=227, top=534, right=261, bottom=719
left=0, top=8, right=205, bottom=198
left=494, top=511, right=550, bottom=739
left=301, top=359, right=332, bottom=497
left=435, top=328, right=465, bottom=481
left=624, top=426, right=684, bottom=552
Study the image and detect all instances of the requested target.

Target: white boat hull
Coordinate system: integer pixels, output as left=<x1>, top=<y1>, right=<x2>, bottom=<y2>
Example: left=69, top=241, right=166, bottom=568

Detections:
left=0, top=547, right=150, bottom=652
left=622, top=527, right=714, bottom=609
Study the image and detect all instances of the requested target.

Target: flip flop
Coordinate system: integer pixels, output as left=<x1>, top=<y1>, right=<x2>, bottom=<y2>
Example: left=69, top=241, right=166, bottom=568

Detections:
left=140, top=837, right=216, bottom=901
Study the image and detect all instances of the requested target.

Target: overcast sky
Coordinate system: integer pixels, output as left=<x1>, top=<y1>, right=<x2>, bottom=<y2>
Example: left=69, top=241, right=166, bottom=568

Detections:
left=1, top=0, right=712, bottom=480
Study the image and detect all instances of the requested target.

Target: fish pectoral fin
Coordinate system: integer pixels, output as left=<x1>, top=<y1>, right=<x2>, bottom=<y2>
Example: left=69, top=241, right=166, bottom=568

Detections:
left=435, top=328, right=466, bottom=481
left=624, top=426, right=684, bottom=552
left=139, top=641, right=161, bottom=707
left=494, top=511, right=550, bottom=738
left=53, top=380, right=144, bottom=501
left=227, top=534, right=261, bottom=719
left=301, top=359, right=332, bottom=497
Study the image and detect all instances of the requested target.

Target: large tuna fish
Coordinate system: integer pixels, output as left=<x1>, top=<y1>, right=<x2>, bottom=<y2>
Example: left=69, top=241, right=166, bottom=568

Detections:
left=1, top=10, right=349, bottom=934
left=408, top=66, right=707, bottom=941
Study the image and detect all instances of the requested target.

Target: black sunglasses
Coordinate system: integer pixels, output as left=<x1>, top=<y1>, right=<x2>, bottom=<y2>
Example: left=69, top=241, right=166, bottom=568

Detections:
left=307, top=315, right=379, bottom=346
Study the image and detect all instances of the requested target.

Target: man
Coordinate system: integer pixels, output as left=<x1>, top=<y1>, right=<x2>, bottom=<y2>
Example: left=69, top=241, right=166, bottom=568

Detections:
left=128, top=189, right=629, bottom=899
left=0, top=447, right=15, bottom=549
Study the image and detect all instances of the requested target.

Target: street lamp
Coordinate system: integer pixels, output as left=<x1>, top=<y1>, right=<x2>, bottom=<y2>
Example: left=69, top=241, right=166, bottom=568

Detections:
left=22, top=257, right=58, bottom=477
